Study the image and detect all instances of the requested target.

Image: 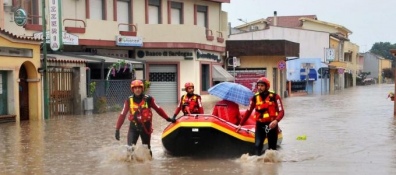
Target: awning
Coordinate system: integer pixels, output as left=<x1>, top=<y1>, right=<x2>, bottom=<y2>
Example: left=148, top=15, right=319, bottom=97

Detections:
left=212, top=65, right=235, bottom=82
left=300, top=68, right=317, bottom=81
left=44, top=54, right=87, bottom=64
left=71, top=54, right=144, bottom=64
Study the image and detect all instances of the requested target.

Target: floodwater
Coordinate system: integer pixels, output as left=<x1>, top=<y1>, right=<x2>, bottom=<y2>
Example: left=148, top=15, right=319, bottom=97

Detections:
left=1, top=84, right=396, bottom=175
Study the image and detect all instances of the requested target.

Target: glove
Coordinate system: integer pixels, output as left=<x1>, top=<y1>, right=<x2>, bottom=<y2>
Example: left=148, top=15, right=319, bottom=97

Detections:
left=166, top=118, right=176, bottom=123
left=115, top=130, right=120, bottom=140
left=172, top=114, right=177, bottom=120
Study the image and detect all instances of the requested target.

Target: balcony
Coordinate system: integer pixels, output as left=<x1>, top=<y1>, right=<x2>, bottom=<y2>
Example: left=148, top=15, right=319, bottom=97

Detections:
left=63, top=19, right=86, bottom=33
left=24, top=15, right=42, bottom=31
left=136, top=24, right=226, bottom=46
left=328, top=61, right=347, bottom=69
left=118, top=23, right=137, bottom=36
left=216, top=31, right=224, bottom=43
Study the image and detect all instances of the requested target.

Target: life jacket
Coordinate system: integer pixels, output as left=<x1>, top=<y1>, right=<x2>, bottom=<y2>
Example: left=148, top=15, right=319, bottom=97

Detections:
left=128, top=95, right=153, bottom=123
left=253, top=91, right=278, bottom=122
left=182, top=94, right=200, bottom=114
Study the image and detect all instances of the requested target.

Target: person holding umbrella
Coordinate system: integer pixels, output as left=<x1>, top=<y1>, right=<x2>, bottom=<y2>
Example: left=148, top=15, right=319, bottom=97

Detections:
left=212, top=99, right=240, bottom=125
left=172, top=82, right=204, bottom=119
left=237, top=77, right=284, bottom=156
left=208, top=81, right=255, bottom=124
left=114, top=80, right=175, bottom=156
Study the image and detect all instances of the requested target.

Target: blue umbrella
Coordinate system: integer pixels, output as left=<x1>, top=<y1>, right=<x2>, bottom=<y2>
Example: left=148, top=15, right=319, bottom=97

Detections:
left=208, top=82, right=254, bottom=106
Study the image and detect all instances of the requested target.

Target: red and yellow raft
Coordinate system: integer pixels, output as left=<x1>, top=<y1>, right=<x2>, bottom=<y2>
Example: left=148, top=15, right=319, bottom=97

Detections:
left=161, top=113, right=282, bottom=157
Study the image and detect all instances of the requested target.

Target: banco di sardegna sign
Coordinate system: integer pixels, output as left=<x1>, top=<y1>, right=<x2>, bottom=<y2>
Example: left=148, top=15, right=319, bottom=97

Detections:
left=137, top=50, right=220, bottom=62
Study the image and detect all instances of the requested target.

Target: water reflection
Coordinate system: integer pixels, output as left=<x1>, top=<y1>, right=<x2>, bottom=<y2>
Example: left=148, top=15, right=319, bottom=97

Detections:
left=1, top=84, right=396, bottom=174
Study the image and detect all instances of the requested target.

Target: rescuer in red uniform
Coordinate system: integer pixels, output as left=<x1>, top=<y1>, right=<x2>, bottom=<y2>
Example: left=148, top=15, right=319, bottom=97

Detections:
left=115, top=80, right=175, bottom=154
left=237, top=77, right=284, bottom=156
left=172, top=82, right=204, bottom=119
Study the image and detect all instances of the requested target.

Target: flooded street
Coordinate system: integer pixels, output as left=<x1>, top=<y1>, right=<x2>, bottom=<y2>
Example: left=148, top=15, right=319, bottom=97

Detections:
left=1, top=84, right=396, bottom=175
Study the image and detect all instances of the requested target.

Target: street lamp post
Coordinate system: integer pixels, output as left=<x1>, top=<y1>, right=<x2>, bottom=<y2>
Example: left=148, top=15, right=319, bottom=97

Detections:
left=238, top=18, right=253, bottom=40
left=42, top=0, right=49, bottom=119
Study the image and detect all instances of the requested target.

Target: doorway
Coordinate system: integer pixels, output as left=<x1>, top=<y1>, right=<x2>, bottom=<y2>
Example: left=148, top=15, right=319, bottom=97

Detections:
left=19, top=65, right=29, bottom=120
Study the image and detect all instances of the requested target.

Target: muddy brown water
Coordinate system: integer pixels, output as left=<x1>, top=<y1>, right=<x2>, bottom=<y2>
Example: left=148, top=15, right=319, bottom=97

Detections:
left=1, top=84, right=396, bottom=175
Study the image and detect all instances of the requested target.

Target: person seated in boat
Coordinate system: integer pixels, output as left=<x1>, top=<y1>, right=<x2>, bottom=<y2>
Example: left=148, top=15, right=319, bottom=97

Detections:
left=172, top=82, right=204, bottom=120
left=212, top=99, right=240, bottom=125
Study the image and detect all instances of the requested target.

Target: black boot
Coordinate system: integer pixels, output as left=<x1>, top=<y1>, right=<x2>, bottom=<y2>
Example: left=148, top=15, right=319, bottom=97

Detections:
left=255, top=149, right=261, bottom=156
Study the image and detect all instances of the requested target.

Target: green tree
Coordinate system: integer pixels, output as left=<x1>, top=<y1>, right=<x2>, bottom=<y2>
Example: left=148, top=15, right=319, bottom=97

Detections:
left=370, top=42, right=396, bottom=67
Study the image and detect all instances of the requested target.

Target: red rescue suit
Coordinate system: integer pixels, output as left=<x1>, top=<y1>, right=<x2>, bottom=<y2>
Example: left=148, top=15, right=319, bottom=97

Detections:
left=173, top=94, right=204, bottom=115
left=240, top=91, right=284, bottom=125
left=116, top=94, right=170, bottom=147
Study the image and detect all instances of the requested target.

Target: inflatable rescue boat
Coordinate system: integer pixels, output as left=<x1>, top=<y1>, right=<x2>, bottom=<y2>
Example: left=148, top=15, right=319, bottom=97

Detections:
left=161, top=112, right=282, bottom=157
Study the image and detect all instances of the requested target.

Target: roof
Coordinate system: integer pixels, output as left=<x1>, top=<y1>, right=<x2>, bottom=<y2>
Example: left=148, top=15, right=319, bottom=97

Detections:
left=0, top=28, right=41, bottom=41
left=300, top=17, right=352, bottom=34
left=234, top=18, right=267, bottom=29
left=266, top=15, right=317, bottom=28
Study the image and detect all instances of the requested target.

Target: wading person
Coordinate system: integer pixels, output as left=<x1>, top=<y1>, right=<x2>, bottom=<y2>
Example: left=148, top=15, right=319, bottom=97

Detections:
left=172, top=82, right=204, bottom=120
left=237, top=77, right=284, bottom=156
left=115, top=80, right=175, bottom=155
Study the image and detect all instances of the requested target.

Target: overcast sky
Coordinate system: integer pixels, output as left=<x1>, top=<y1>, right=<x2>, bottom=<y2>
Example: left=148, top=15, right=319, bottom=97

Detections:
left=222, top=0, right=396, bottom=52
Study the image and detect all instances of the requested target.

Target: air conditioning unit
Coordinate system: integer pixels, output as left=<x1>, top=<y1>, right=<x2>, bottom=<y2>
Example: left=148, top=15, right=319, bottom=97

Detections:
left=227, top=57, right=241, bottom=67
left=3, top=0, right=12, bottom=7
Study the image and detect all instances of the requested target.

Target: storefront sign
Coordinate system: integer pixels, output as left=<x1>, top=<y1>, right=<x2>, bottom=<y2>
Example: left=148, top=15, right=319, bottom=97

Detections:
left=325, top=48, right=335, bottom=62
left=49, top=0, right=63, bottom=51
left=116, top=36, right=143, bottom=47
left=33, top=32, right=79, bottom=45
left=137, top=50, right=193, bottom=58
left=197, top=52, right=220, bottom=62
left=0, top=47, right=33, bottom=57
left=14, top=9, right=27, bottom=26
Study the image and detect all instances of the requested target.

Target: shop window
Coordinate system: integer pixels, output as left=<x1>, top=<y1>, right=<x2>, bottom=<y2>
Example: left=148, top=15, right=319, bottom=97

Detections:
left=201, top=64, right=210, bottom=91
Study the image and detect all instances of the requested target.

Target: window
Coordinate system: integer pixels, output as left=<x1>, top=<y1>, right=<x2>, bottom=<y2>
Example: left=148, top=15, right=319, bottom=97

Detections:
left=196, top=5, right=208, bottom=28
left=170, top=2, right=183, bottom=24
left=149, top=0, right=161, bottom=24
left=18, top=0, right=39, bottom=24
left=201, top=64, right=210, bottom=91
left=117, top=0, right=131, bottom=31
left=90, top=0, right=105, bottom=20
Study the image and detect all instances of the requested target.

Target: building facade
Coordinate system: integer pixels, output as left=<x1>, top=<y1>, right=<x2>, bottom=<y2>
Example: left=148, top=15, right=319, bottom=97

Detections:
left=0, top=28, right=42, bottom=121
left=230, top=14, right=360, bottom=95
left=362, top=52, right=392, bottom=83
left=1, top=0, right=231, bottom=106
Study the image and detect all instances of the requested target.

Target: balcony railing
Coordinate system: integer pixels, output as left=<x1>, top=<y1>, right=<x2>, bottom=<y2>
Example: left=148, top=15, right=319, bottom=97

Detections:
left=118, top=23, right=137, bottom=36
left=63, top=18, right=86, bottom=33
left=24, top=14, right=42, bottom=31
left=206, top=29, right=214, bottom=41
left=216, top=31, right=224, bottom=43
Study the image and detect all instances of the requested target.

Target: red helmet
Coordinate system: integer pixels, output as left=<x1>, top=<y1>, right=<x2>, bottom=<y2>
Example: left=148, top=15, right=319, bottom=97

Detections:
left=131, top=80, right=144, bottom=90
left=257, top=77, right=270, bottom=90
left=184, top=82, right=194, bottom=89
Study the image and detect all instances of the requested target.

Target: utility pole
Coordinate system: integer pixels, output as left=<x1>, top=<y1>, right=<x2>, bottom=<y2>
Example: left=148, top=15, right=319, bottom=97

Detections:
left=42, top=0, right=49, bottom=119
